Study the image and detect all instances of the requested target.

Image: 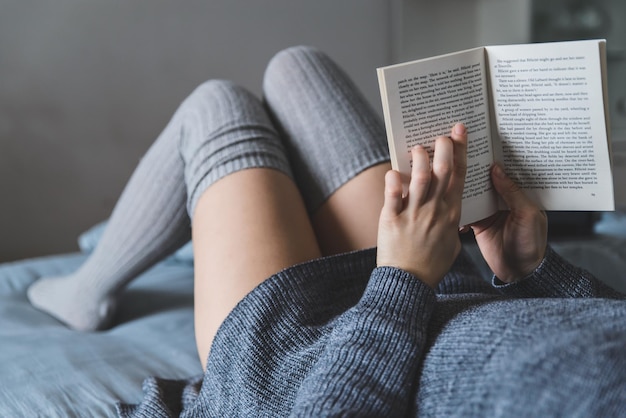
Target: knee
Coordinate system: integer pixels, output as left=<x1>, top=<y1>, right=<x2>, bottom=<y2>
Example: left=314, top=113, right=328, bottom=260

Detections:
left=263, top=46, right=328, bottom=93
left=174, top=78, right=272, bottom=157
left=267, top=45, right=324, bottom=66
left=185, top=79, right=254, bottom=111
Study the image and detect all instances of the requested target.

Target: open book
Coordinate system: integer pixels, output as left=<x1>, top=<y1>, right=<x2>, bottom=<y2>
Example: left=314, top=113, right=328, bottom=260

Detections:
left=377, top=39, right=614, bottom=225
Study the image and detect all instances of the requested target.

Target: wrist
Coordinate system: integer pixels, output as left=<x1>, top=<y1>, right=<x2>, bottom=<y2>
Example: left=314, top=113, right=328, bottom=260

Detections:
left=495, top=248, right=548, bottom=284
left=496, top=245, right=548, bottom=283
left=374, top=262, right=442, bottom=289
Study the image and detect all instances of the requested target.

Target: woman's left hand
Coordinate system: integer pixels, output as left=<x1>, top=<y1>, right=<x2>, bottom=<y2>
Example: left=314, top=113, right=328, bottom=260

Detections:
left=470, top=164, right=548, bottom=283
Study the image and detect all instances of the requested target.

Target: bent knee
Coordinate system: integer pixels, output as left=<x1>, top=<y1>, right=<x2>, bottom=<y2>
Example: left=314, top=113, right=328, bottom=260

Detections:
left=263, top=45, right=327, bottom=90
left=184, top=79, right=257, bottom=111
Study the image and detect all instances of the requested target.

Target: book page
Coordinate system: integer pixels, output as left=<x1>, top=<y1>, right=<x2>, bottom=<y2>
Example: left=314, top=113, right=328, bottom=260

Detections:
left=377, top=47, right=498, bottom=225
left=486, top=40, right=614, bottom=210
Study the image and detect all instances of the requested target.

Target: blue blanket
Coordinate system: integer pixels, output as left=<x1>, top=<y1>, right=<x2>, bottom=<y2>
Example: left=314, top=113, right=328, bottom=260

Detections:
left=0, top=251, right=201, bottom=417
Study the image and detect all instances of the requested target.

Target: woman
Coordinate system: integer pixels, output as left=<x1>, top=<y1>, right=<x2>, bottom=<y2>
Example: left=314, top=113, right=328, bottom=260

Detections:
left=28, top=46, right=625, bottom=417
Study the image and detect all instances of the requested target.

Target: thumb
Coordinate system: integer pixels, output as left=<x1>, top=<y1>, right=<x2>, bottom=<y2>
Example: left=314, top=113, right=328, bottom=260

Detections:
left=491, top=164, right=533, bottom=210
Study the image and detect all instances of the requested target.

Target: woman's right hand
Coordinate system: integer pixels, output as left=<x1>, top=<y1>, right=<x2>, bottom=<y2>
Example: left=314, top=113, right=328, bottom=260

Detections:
left=376, top=123, right=468, bottom=288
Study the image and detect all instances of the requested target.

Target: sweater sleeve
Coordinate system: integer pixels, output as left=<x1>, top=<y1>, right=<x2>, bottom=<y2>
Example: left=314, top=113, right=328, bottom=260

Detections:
left=289, top=266, right=436, bottom=417
left=492, top=246, right=626, bottom=299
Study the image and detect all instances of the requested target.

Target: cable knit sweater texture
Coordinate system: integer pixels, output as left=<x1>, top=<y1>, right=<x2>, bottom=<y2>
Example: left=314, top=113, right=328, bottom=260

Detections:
left=118, top=246, right=626, bottom=417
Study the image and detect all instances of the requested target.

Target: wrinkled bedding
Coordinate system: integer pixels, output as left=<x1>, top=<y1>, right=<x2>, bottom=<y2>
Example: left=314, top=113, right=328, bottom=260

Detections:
left=0, top=250, right=201, bottom=417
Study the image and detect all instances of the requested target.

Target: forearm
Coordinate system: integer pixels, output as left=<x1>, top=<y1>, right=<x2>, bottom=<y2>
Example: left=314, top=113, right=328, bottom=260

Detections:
left=493, top=246, right=625, bottom=299
left=290, top=267, right=436, bottom=417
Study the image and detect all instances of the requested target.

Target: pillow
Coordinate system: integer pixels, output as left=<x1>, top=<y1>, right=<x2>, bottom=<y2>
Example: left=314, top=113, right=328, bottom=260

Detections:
left=78, top=220, right=194, bottom=263
left=77, top=221, right=108, bottom=253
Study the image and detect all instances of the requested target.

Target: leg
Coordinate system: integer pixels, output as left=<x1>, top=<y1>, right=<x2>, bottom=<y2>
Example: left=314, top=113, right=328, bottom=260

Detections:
left=192, top=169, right=320, bottom=368
left=27, top=79, right=298, bottom=337
left=28, top=98, right=193, bottom=331
left=173, top=81, right=320, bottom=367
left=311, top=165, right=389, bottom=255
left=263, top=46, right=390, bottom=254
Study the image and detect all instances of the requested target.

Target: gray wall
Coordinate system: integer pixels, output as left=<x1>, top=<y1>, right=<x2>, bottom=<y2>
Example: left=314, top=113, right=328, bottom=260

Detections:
left=0, top=0, right=396, bottom=262
left=398, top=0, right=531, bottom=62
left=5, top=0, right=620, bottom=263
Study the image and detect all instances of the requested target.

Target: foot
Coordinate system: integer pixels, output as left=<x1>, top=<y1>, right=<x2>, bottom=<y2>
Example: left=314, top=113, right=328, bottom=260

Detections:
left=27, top=275, right=117, bottom=331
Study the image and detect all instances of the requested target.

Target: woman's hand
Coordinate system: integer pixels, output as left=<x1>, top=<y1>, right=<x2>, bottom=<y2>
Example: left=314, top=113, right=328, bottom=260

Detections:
left=470, top=164, right=548, bottom=283
left=376, top=123, right=467, bottom=288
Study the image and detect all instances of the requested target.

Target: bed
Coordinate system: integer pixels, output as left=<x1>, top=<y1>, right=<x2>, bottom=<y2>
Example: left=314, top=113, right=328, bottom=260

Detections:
left=0, top=223, right=202, bottom=417
left=2, top=214, right=626, bottom=417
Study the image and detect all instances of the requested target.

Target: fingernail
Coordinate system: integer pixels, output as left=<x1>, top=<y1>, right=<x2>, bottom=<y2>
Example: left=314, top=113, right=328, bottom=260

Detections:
left=454, top=123, right=466, bottom=135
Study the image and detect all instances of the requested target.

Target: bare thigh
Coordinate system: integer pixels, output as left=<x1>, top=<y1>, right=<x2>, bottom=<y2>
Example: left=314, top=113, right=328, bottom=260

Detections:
left=191, top=168, right=321, bottom=368
left=312, top=162, right=391, bottom=255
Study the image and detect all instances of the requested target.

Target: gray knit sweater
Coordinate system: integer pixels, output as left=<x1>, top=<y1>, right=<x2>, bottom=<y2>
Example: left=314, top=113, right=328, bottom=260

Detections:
left=118, top=246, right=626, bottom=417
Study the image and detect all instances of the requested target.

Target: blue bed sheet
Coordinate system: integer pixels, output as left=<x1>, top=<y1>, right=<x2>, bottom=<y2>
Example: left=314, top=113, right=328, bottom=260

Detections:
left=0, top=252, right=202, bottom=418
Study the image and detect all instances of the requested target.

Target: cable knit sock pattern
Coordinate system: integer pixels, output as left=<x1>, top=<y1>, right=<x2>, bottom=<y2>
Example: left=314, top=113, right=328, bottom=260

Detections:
left=27, top=80, right=292, bottom=331
left=263, top=46, right=390, bottom=213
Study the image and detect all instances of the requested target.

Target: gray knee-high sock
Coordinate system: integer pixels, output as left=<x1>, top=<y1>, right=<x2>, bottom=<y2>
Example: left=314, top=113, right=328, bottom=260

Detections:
left=27, top=80, right=292, bottom=331
left=262, top=46, right=390, bottom=213
left=179, top=80, right=292, bottom=218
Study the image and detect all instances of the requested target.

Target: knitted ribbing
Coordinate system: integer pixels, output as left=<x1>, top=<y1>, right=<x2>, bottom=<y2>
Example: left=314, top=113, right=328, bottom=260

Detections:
left=263, top=46, right=390, bottom=213
left=493, top=246, right=625, bottom=299
left=118, top=246, right=626, bottom=417
left=178, top=80, right=292, bottom=218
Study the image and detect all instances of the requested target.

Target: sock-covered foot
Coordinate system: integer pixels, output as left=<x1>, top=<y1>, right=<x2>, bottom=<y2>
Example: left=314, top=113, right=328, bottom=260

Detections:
left=27, top=274, right=117, bottom=331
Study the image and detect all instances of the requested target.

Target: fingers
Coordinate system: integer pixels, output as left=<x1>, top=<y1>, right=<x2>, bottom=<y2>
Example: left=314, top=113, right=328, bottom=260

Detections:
left=429, top=136, right=454, bottom=198
left=407, top=123, right=467, bottom=208
left=421, top=123, right=467, bottom=200
left=381, top=170, right=404, bottom=217
left=408, top=145, right=431, bottom=206
left=491, top=164, right=535, bottom=210
left=449, top=123, right=468, bottom=200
